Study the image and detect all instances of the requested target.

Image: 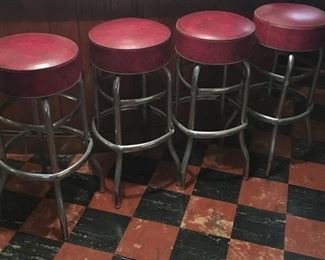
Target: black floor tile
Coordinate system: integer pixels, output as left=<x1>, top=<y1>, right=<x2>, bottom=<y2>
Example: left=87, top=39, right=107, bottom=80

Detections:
left=109, top=155, right=159, bottom=185
left=29, top=154, right=74, bottom=171
left=193, top=169, right=242, bottom=203
left=287, top=185, right=325, bottom=221
left=0, top=190, right=40, bottom=229
left=69, top=208, right=130, bottom=252
left=251, top=120, right=293, bottom=136
left=134, top=187, right=189, bottom=226
left=232, top=205, right=286, bottom=249
left=284, top=251, right=320, bottom=260
left=46, top=173, right=99, bottom=206
left=249, top=152, right=290, bottom=183
left=292, top=139, right=325, bottom=164
left=163, top=140, right=207, bottom=166
left=170, top=229, right=229, bottom=260
left=0, top=232, right=62, bottom=259
left=310, top=103, right=325, bottom=122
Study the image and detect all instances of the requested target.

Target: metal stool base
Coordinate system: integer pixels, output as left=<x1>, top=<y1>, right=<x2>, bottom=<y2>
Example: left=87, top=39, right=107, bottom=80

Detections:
left=92, top=66, right=180, bottom=208
left=249, top=49, right=323, bottom=175
left=174, top=56, right=251, bottom=188
left=0, top=80, right=93, bottom=240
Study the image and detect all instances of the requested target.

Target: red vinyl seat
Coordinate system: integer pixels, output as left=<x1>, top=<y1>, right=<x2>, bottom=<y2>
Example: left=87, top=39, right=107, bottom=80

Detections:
left=89, top=18, right=171, bottom=74
left=254, top=3, right=325, bottom=52
left=175, top=11, right=256, bottom=65
left=0, top=33, right=80, bottom=98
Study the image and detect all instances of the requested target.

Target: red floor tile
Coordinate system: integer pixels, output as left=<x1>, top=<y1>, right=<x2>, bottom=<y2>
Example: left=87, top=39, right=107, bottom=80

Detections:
left=149, top=160, right=200, bottom=195
left=293, top=120, right=325, bottom=142
left=116, top=217, right=179, bottom=260
left=181, top=196, right=237, bottom=238
left=54, top=242, right=113, bottom=260
left=20, top=198, right=85, bottom=241
left=0, top=227, right=15, bottom=250
left=285, top=215, right=325, bottom=259
left=6, top=154, right=31, bottom=161
left=20, top=162, right=43, bottom=173
left=289, top=160, right=325, bottom=192
left=238, top=177, right=288, bottom=213
left=5, top=177, right=51, bottom=197
left=88, top=179, right=146, bottom=217
left=249, top=131, right=292, bottom=158
left=227, top=239, right=284, bottom=260
left=202, top=145, right=244, bottom=176
left=69, top=155, right=92, bottom=175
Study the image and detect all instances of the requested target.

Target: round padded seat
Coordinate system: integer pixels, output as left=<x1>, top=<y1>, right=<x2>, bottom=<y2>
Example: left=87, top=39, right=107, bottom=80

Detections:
left=0, top=33, right=81, bottom=98
left=175, top=11, right=256, bottom=65
left=254, top=3, right=325, bottom=52
left=89, top=18, right=171, bottom=74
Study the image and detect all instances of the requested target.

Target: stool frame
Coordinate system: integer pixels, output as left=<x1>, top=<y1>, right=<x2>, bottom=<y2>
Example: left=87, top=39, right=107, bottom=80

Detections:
left=0, top=79, right=93, bottom=240
left=249, top=48, right=323, bottom=175
left=91, top=66, right=180, bottom=208
left=174, top=55, right=251, bottom=188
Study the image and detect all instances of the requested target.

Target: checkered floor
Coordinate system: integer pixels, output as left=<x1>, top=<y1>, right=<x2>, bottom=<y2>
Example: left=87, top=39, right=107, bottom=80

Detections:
left=1, top=90, right=325, bottom=259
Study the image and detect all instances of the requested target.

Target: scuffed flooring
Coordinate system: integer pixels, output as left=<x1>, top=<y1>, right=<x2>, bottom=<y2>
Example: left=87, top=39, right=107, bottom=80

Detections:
left=1, top=89, right=325, bottom=259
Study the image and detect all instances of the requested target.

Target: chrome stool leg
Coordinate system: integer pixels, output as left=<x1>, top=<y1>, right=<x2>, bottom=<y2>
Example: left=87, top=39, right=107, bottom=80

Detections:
left=41, top=98, right=68, bottom=241
left=112, top=76, right=123, bottom=209
left=180, top=65, right=200, bottom=188
left=164, top=67, right=180, bottom=176
left=175, top=56, right=181, bottom=116
left=91, top=67, right=106, bottom=193
left=31, top=99, right=48, bottom=172
left=240, top=61, right=251, bottom=180
left=266, top=55, right=294, bottom=175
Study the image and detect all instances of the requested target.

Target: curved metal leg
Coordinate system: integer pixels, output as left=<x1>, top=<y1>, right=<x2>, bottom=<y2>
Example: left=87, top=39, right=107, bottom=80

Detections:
left=220, top=65, right=228, bottom=119
left=180, top=65, right=200, bottom=189
left=41, top=98, right=68, bottom=241
left=266, top=125, right=279, bottom=175
left=240, top=61, right=251, bottom=180
left=79, top=79, right=106, bottom=193
left=112, top=76, right=123, bottom=208
left=163, top=67, right=180, bottom=178
left=265, top=52, right=279, bottom=106
left=93, top=66, right=101, bottom=130
left=174, top=56, right=181, bottom=116
left=32, top=99, right=48, bottom=173
left=266, top=55, right=295, bottom=175
left=92, top=69, right=106, bottom=192
left=141, top=74, right=151, bottom=140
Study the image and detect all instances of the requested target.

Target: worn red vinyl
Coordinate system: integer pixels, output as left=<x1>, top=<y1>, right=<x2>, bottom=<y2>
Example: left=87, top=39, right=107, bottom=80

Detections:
left=0, top=33, right=81, bottom=98
left=254, top=3, right=325, bottom=52
left=89, top=18, right=171, bottom=74
left=175, top=11, right=256, bottom=65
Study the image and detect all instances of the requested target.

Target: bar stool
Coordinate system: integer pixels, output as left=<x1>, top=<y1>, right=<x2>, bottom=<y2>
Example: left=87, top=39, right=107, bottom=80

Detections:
left=89, top=18, right=180, bottom=208
left=0, top=33, right=93, bottom=240
left=250, top=3, right=325, bottom=175
left=174, top=11, right=255, bottom=188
